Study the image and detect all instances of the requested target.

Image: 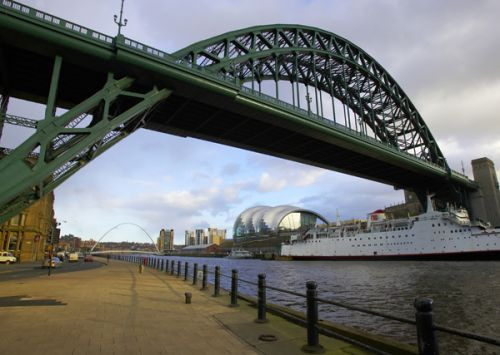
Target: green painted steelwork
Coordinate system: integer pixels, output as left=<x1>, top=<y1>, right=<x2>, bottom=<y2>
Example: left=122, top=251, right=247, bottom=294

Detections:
left=172, top=25, right=444, bottom=169
left=0, top=0, right=478, bottom=224
left=0, top=113, right=38, bottom=129
left=0, top=68, right=171, bottom=223
left=0, top=94, right=9, bottom=140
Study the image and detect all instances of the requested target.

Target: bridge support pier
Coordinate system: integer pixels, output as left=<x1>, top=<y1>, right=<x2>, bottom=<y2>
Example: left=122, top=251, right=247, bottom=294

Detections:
left=468, top=158, right=500, bottom=227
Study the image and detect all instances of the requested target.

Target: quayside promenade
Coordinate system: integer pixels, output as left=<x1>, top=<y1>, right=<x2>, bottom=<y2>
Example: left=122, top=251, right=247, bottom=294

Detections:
left=0, top=258, right=378, bottom=355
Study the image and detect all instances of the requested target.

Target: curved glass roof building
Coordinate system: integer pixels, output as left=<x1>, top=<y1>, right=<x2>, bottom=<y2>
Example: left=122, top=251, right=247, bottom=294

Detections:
left=233, top=205, right=328, bottom=240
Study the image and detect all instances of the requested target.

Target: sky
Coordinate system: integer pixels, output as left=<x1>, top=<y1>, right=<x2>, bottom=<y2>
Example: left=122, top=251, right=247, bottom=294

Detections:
left=2, top=0, right=500, bottom=244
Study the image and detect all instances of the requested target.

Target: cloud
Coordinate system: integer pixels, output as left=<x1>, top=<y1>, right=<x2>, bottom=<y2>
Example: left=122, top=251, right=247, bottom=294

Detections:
left=258, top=172, right=287, bottom=192
left=294, top=169, right=327, bottom=187
left=298, top=177, right=402, bottom=222
left=221, top=163, right=240, bottom=176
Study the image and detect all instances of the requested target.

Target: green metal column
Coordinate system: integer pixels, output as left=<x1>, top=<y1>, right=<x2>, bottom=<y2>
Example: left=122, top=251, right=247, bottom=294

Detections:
left=44, top=56, right=62, bottom=121
left=0, top=94, right=8, bottom=142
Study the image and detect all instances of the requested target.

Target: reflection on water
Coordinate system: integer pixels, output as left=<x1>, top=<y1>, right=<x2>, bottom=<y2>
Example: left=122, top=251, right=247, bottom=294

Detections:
left=156, top=257, right=500, bottom=354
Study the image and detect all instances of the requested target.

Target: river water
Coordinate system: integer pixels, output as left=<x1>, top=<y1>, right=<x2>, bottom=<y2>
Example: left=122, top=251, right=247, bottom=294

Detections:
left=153, top=257, right=500, bottom=354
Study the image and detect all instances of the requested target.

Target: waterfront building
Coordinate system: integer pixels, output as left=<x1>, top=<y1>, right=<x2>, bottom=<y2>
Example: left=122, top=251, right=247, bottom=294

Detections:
left=195, top=229, right=204, bottom=245
left=233, top=205, right=328, bottom=253
left=158, top=228, right=174, bottom=252
left=184, top=228, right=227, bottom=246
left=184, top=230, right=195, bottom=246
left=80, top=238, right=97, bottom=252
left=59, top=234, right=82, bottom=251
left=208, top=228, right=226, bottom=245
left=0, top=192, right=55, bottom=262
left=180, top=244, right=221, bottom=255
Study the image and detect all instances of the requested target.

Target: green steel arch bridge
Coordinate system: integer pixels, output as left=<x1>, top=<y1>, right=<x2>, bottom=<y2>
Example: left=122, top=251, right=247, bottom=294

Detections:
left=0, top=1, right=477, bottom=224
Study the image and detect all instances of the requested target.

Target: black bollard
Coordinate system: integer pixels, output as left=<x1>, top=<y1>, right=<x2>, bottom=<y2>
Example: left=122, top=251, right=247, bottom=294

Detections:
left=255, top=273, right=268, bottom=323
left=165, top=259, right=169, bottom=273
left=229, top=269, right=239, bottom=307
left=301, top=281, right=324, bottom=353
left=185, top=292, right=192, bottom=304
left=193, top=263, right=198, bottom=285
left=184, top=262, right=189, bottom=281
left=177, top=261, right=181, bottom=277
left=414, top=298, right=439, bottom=355
left=213, top=266, right=220, bottom=297
left=201, top=264, right=208, bottom=290
left=170, top=260, right=175, bottom=275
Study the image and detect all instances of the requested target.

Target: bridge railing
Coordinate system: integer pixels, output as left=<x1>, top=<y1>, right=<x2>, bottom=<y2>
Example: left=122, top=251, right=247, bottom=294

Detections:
left=122, top=37, right=168, bottom=61
left=1, top=0, right=113, bottom=46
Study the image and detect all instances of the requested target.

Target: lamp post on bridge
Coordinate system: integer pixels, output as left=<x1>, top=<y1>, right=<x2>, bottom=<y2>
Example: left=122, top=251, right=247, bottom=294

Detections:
left=305, top=91, right=312, bottom=116
left=114, top=0, right=127, bottom=36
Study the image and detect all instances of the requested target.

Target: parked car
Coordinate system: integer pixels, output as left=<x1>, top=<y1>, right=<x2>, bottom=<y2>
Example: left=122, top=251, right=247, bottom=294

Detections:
left=84, top=255, right=93, bottom=262
left=42, top=257, right=62, bottom=268
left=0, top=252, right=17, bottom=264
left=68, top=253, right=79, bottom=262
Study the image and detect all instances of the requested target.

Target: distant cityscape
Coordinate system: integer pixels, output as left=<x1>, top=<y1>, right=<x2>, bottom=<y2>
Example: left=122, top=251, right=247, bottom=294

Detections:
left=2, top=156, right=499, bottom=261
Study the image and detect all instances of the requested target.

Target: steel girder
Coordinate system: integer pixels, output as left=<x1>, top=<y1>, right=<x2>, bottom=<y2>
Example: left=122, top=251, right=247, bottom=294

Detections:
left=0, top=59, right=171, bottom=224
left=173, top=25, right=447, bottom=169
left=0, top=113, right=38, bottom=129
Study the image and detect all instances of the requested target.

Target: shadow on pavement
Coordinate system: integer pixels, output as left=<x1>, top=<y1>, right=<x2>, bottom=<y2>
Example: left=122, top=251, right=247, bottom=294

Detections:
left=0, top=295, right=66, bottom=307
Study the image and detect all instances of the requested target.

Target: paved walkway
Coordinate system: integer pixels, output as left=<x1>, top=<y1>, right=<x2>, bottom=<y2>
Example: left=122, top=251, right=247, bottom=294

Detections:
left=0, top=258, right=371, bottom=355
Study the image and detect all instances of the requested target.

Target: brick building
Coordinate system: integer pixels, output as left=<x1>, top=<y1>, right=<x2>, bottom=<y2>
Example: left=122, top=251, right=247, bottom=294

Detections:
left=0, top=192, right=55, bottom=262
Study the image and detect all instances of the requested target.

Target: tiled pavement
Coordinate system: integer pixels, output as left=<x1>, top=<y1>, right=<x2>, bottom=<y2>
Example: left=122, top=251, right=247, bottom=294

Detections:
left=0, top=258, right=371, bottom=355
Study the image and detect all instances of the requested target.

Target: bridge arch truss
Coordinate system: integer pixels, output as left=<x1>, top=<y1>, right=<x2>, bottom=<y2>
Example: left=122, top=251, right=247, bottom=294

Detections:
left=173, top=25, right=446, bottom=168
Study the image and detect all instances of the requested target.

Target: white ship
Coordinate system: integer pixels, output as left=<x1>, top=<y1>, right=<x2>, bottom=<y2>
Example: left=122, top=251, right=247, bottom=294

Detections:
left=281, top=196, right=500, bottom=260
left=226, top=249, right=254, bottom=259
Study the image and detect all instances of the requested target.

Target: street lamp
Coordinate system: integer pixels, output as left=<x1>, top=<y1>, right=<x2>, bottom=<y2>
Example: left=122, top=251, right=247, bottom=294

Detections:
left=305, top=92, right=312, bottom=115
left=114, top=0, right=128, bottom=36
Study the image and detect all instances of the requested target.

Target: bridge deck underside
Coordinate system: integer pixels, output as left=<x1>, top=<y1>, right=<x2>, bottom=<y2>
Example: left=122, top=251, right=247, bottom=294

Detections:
left=1, top=42, right=446, bottom=192
left=147, top=95, right=444, bottom=190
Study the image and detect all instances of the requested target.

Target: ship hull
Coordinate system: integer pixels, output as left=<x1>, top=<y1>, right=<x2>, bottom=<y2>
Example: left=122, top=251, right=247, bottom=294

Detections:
left=288, top=250, right=500, bottom=261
